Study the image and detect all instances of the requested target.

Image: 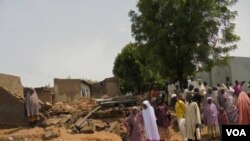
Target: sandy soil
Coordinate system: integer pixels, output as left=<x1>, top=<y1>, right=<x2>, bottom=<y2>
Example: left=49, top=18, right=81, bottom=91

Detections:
left=0, top=125, right=221, bottom=141
left=0, top=127, right=122, bottom=141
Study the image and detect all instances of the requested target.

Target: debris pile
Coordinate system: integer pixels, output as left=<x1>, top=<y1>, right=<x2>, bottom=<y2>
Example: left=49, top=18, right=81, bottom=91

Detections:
left=48, top=98, right=96, bottom=115
left=40, top=97, right=136, bottom=140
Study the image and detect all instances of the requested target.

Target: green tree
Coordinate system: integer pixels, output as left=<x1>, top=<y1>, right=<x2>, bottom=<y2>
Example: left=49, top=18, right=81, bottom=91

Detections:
left=113, top=43, right=144, bottom=93
left=129, top=0, right=240, bottom=88
left=113, top=43, right=165, bottom=94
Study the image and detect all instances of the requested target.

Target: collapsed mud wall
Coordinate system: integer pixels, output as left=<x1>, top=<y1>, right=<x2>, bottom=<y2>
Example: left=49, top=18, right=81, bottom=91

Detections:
left=0, top=73, right=26, bottom=126
left=0, top=73, right=24, bottom=96
left=0, top=87, right=27, bottom=126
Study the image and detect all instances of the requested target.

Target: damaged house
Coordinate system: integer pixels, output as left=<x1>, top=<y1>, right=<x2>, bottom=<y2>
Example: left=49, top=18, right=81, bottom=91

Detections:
left=91, top=77, right=121, bottom=98
left=0, top=73, right=27, bottom=126
left=35, top=87, right=54, bottom=104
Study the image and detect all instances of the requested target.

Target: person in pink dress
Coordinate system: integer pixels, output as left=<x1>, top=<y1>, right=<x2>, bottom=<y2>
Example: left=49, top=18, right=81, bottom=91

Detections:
left=123, top=106, right=144, bottom=141
left=237, top=92, right=250, bottom=124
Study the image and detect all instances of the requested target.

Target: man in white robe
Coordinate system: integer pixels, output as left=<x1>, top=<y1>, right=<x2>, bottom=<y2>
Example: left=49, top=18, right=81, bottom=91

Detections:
left=185, top=96, right=202, bottom=141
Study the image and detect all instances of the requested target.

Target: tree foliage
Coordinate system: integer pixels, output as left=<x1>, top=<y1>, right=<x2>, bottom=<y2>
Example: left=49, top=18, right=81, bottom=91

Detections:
left=113, top=0, right=240, bottom=92
left=113, top=43, right=144, bottom=93
left=129, top=0, right=240, bottom=87
left=113, top=43, right=166, bottom=93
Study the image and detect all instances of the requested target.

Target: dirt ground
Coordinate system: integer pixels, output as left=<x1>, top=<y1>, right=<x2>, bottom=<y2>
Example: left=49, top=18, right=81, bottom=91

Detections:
left=0, top=124, right=221, bottom=141
left=0, top=97, right=221, bottom=141
left=0, top=127, right=122, bottom=141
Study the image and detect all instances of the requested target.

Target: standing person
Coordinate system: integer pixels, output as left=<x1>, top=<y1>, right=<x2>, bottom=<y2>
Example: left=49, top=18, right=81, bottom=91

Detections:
left=149, top=85, right=159, bottom=103
left=198, top=81, right=206, bottom=112
left=193, top=88, right=202, bottom=111
left=247, top=81, right=250, bottom=98
left=233, top=80, right=245, bottom=98
left=168, top=80, right=176, bottom=107
left=185, top=84, right=194, bottom=104
left=204, top=87, right=219, bottom=108
left=24, top=88, right=40, bottom=127
left=188, top=77, right=199, bottom=89
left=142, top=100, right=160, bottom=141
left=218, top=88, right=227, bottom=110
left=212, top=87, right=219, bottom=108
left=237, top=92, right=250, bottom=124
left=155, top=98, right=171, bottom=141
left=172, top=94, right=187, bottom=141
left=123, top=106, right=144, bottom=141
left=218, top=107, right=229, bottom=135
left=185, top=95, right=202, bottom=141
left=203, top=97, right=220, bottom=140
left=225, top=87, right=238, bottom=125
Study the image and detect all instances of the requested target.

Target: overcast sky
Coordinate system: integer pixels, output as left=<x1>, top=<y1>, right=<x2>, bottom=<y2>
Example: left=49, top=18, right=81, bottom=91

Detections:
left=0, top=0, right=249, bottom=87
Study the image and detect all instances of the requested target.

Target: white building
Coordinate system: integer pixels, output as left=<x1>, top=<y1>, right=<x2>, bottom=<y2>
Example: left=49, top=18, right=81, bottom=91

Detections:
left=195, top=56, right=250, bottom=91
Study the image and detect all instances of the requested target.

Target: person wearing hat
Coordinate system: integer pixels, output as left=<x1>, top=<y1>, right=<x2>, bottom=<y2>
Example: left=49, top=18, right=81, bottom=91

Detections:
left=123, top=106, right=144, bottom=141
left=172, top=94, right=187, bottom=141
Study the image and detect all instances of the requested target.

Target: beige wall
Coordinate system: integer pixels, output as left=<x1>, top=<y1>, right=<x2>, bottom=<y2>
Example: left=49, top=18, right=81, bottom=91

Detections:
left=35, top=87, right=53, bottom=103
left=0, top=87, right=27, bottom=126
left=91, top=83, right=104, bottom=98
left=54, top=79, right=90, bottom=103
left=91, top=77, right=120, bottom=98
left=0, top=73, right=23, bottom=96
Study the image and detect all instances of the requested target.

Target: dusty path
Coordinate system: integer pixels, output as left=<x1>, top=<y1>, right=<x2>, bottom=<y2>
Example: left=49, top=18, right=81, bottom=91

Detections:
left=0, top=127, right=122, bottom=141
left=0, top=125, right=221, bottom=141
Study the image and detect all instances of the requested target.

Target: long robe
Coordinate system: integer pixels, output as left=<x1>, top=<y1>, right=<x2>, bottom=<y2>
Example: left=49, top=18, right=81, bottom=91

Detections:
left=155, top=104, right=170, bottom=140
left=142, top=101, right=160, bottom=141
left=25, top=89, right=40, bottom=117
left=237, top=92, right=250, bottom=124
left=124, top=113, right=144, bottom=141
left=225, top=92, right=238, bottom=124
left=185, top=101, right=201, bottom=140
left=203, top=98, right=220, bottom=138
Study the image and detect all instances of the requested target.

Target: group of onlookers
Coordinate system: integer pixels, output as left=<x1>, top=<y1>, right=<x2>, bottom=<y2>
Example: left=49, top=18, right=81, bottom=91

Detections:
left=123, top=79, right=250, bottom=141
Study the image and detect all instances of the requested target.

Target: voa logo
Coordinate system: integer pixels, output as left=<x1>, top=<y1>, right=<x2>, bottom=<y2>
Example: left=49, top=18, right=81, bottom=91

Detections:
left=226, top=129, right=246, bottom=136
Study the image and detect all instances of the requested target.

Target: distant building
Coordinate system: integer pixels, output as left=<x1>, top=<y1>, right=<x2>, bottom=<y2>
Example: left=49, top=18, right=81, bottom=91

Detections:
left=91, top=77, right=120, bottom=98
left=195, top=56, right=250, bottom=91
left=35, top=87, right=54, bottom=104
left=54, top=78, right=91, bottom=103
left=0, top=73, right=27, bottom=126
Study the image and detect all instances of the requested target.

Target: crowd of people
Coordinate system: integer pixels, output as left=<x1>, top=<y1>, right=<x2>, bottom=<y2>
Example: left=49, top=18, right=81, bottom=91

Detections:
left=23, top=80, right=250, bottom=141
left=123, top=79, right=250, bottom=141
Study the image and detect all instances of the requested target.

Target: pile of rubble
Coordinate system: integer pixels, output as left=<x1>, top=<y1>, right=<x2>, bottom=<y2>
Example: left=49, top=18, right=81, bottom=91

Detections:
left=41, top=97, right=134, bottom=140
left=47, top=98, right=96, bottom=115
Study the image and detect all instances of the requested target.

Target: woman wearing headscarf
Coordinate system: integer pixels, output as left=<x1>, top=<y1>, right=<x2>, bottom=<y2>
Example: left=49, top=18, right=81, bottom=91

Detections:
left=203, top=97, right=220, bottom=140
left=24, top=88, right=40, bottom=127
left=218, top=88, right=228, bottom=111
left=224, top=87, right=238, bottom=125
left=155, top=98, right=171, bottom=141
left=237, top=91, right=250, bottom=124
left=142, top=100, right=160, bottom=141
left=203, top=87, right=219, bottom=109
left=185, top=95, right=202, bottom=141
left=123, top=106, right=144, bottom=141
